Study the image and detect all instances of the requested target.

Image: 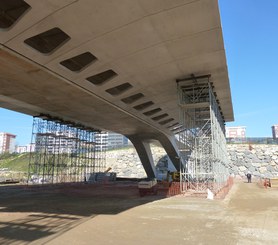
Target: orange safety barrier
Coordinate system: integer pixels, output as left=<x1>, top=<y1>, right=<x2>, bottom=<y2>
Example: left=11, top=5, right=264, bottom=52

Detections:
left=215, top=176, right=234, bottom=199
left=167, top=182, right=181, bottom=197
left=258, top=178, right=271, bottom=188
left=263, top=178, right=271, bottom=188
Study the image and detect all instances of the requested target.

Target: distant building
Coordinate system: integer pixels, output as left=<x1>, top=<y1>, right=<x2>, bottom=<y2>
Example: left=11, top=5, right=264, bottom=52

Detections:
left=225, top=126, right=246, bottom=139
left=94, top=131, right=108, bottom=151
left=31, top=130, right=109, bottom=153
left=27, top=143, right=35, bottom=152
left=0, top=132, right=17, bottom=153
left=16, top=143, right=35, bottom=153
left=34, top=131, right=77, bottom=154
left=107, top=132, right=128, bottom=149
left=16, top=145, right=27, bottom=153
left=31, top=130, right=127, bottom=153
left=272, top=125, right=278, bottom=139
left=94, top=132, right=128, bottom=150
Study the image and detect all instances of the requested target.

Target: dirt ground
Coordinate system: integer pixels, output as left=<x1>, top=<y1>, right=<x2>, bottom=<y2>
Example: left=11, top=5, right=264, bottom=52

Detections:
left=0, top=180, right=278, bottom=245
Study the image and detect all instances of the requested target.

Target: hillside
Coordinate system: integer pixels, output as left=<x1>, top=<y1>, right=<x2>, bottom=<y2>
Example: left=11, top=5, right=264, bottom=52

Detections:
left=1, top=144, right=277, bottom=179
left=0, top=153, right=30, bottom=172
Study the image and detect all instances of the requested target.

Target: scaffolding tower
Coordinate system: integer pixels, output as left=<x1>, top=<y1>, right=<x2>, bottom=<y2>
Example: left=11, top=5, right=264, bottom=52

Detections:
left=177, top=75, right=229, bottom=193
left=28, top=116, right=106, bottom=184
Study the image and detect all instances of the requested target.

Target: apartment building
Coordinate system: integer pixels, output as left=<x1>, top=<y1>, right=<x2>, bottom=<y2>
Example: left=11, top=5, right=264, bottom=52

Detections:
left=272, top=125, right=278, bottom=139
left=0, top=132, right=16, bottom=153
left=225, top=126, right=246, bottom=139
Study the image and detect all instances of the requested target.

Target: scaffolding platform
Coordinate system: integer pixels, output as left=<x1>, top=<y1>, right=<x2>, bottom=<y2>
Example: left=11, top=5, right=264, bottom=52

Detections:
left=28, top=116, right=107, bottom=185
left=177, top=74, right=230, bottom=194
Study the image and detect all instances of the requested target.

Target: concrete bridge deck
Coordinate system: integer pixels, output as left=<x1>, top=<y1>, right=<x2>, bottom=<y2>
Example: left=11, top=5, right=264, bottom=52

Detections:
left=0, top=181, right=277, bottom=244
left=0, top=0, right=234, bottom=177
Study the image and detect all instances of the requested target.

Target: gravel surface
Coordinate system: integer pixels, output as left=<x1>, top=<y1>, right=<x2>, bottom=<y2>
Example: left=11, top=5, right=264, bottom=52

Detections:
left=0, top=181, right=277, bottom=245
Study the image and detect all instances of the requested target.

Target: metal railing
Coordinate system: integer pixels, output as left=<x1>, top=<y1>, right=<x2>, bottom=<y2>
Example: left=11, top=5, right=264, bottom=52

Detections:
left=226, top=137, right=278, bottom=145
left=180, top=172, right=230, bottom=193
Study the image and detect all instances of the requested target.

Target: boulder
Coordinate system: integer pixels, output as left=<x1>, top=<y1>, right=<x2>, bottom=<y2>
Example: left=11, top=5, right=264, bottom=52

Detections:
left=259, top=167, right=267, bottom=173
left=238, top=166, right=247, bottom=172
left=252, top=162, right=261, bottom=167
left=267, top=165, right=275, bottom=172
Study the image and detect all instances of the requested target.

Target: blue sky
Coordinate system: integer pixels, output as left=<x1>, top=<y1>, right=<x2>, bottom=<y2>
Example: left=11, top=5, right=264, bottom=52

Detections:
left=0, top=108, right=33, bottom=146
left=219, top=0, right=278, bottom=137
left=0, top=0, right=277, bottom=145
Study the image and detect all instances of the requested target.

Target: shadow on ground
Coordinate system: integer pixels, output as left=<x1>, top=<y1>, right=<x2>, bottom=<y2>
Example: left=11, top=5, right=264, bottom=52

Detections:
left=0, top=182, right=166, bottom=244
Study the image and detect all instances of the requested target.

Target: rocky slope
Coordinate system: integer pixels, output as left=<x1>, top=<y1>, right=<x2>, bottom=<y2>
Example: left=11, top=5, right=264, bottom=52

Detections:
left=106, top=144, right=278, bottom=179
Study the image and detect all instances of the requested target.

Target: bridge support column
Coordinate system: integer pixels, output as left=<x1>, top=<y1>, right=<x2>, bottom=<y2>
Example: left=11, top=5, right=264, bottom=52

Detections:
left=158, top=134, right=182, bottom=172
left=128, top=137, right=156, bottom=179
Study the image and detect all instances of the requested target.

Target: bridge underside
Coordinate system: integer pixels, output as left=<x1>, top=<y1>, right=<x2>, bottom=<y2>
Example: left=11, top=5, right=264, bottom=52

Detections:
left=0, top=0, right=233, bottom=179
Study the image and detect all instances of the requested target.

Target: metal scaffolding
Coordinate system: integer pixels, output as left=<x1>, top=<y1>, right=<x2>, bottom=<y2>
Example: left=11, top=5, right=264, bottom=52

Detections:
left=28, top=116, right=106, bottom=184
left=177, top=75, right=229, bottom=193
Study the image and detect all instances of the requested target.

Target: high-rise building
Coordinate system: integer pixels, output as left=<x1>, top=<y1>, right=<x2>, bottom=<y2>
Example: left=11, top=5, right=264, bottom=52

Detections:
left=225, top=126, right=246, bottom=139
left=35, top=130, right=79, bottom=154
left=107, top=132, right=128, bottom=149
left=0, top=132, right=17, bottom=153
left=94, top=132, right=129, bottom=150
left=94, top=131, right=108, bottom=151
left=272, top=125, right=278, bottom=139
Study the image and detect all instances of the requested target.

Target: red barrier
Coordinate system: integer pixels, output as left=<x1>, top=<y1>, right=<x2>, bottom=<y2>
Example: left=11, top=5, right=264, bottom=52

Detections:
left=167, top=182, right=181, bottom=197
left=215, top=176, right=234, bottom=199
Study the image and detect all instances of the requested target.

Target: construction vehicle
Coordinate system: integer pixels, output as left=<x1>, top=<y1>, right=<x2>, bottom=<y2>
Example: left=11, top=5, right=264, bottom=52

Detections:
left=168, top=171, right=180, bottom=182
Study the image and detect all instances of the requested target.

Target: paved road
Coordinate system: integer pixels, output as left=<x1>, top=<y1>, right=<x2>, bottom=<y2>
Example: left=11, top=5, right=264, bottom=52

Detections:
left=0, top=181, right=277, bottom=244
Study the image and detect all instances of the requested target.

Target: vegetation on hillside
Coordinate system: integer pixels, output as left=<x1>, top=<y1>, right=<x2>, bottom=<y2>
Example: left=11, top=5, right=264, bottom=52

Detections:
left=0, top=153, right=30, bottom=172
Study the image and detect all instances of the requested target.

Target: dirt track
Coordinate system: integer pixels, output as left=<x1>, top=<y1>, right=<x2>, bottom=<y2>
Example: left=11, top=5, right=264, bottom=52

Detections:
left=0, top=181, right=278, bottom=245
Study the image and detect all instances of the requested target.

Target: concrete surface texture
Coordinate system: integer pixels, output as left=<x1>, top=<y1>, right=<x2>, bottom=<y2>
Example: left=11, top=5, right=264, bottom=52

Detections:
left=0, top=0, right=234, bottom=178
left=0, top=181, right=278, bottom=244
left=0, top=0, right=233, bottom=136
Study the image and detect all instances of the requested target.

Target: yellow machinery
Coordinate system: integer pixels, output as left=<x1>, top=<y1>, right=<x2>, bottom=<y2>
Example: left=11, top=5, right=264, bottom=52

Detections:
left=167, top=171, right=180, bottom=182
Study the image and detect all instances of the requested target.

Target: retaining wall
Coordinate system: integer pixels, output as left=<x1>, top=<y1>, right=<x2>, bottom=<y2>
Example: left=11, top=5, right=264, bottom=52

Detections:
left=227, top=144, right=278, bottom=178
left=106, top=144, right=278, bottom=179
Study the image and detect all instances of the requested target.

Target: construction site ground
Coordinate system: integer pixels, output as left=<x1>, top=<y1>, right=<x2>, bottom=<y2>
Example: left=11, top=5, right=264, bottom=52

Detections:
left=0, top=180, right=278, bottom=245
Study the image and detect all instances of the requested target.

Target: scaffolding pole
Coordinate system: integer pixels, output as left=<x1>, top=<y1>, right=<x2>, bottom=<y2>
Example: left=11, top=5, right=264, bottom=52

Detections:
left=177, top=75, right=229, bottom=193
left=28, top=116, right=106, bottom=184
